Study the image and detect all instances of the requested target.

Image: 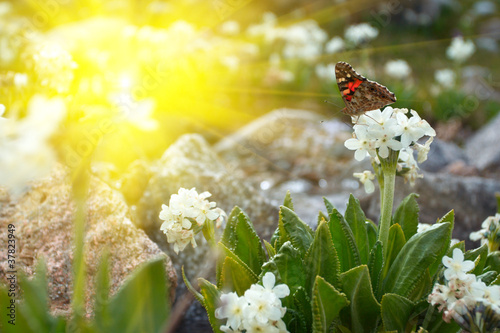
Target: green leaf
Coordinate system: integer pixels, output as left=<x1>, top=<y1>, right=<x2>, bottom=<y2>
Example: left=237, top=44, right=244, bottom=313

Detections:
left=381, top=224, right=406, bottom=282
left=233, top=212, right=266, bottom=276
left=465, top=244, right=489, bottom=275
left=344, top=195, right=370, bottom=264
left=496, top=193, right=500, bottom=214
left=365, top=220, right=378, bottom=252
left=293, top=287, right=312, bottom=332
left=284, top=190, right=295, bottom=211
left=446, top=241, right=465, bottom=256
left=311, top=276, right=349, bottom=333
left=406, top=269, right=432, bottom=302
left=107, top=257, right=170, bottom=333
left=263, top=239, right=276, bottom=258
left=328, top=208, right=361, bottom=273
left=279, top=206, right=314, bottom=256
left=477, top=271, right=498, bottom=285
left=428, top=211, right=454, bottom=277
left=381, top=222, right=451, bottom=300
left=339, top=265, right=380, bottom=333
left=381, top=293, right=414, bottom=333
left=221, top=206, right=243, bottom=249
left=94, top=251, right=111, bottom=331
left=304, top=220, right=340, bottom=292
left=198, top=279, right=223, bottom=333
left=393, top=193, right=419, bottom=241
left=182, top=267, right=203, bottom=304
left=17, top=260, right=53, bottom=332
left=221, top=256, right=257, bottom=296
left=323, top=197, right=335, bottom=216
left=217, top=242, right=258, bottom=289
left=485, top=251, right=500, bottom=274
left=262, top=241, right=307, bottom=299
left=368, top=241, right=384, bottom=297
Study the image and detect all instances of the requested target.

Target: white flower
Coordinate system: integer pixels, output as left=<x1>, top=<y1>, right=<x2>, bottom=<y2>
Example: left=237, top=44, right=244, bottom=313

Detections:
left=435, top=69, right=456, bottom=89
left=109, top=93, right=158, bottom=131
left=415, top=136, right=433, bottom=163
left=281, top=20, right=327, bottom=61
left=14, top=73, right=28, bottom=87
left=446, top=36, right=475, bottom=63
left=394, top=112, right=427, bottom=147
left=374, top=129, right=402, bottom=158
left=469, top=213, right=500, bottom=245
left=220, top=55, right=240, bottom=71
left=159, top=188, right=225, bottom=253
left=33, top=42, right=77, bottom=94
left=353, top=170, right=375, bottom=193
left=215, top=292, right=247, bottom=330
left=325, top=36, right=344, bottom=54
left=315, top=63, right=336, bottom=82
left=0, top=95, right=65, bottom=193
left=220, top=21, right=240, bottom=35
left=344, top=126, right=375, bottom=161
left=442, top=249, right=475, bottom=281
left=384, top=59, right=411, bottom=79
left=345, top=23, right=378, bottom=46
left=215, top=273, right=289, bottom=333
left=417, top=223, right=431, bottom=233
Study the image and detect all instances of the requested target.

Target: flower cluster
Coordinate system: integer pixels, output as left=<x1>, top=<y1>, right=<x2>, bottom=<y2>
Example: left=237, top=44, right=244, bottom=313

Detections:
left=215, top=272, right=290, bottom=333
left=0, top=95, right=66, bottom=193
left=446, top=36, right=475, bottom=63
left=31, top=42, right=78, bottom=94
left=470, top=213, right=500, bottom=252
left=384, top=59, right=412, bottom=80
left=428, top=249, right=500, bottom=331
left=344, top=23, right=378, bottom=46
left=159, top=188, right=226, bottom=254
left=344, top=107, right=436, bottom=187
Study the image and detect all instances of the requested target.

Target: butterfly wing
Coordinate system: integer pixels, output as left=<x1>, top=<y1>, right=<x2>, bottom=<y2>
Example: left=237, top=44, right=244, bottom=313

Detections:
left=335, top=61, right=396, bottom=116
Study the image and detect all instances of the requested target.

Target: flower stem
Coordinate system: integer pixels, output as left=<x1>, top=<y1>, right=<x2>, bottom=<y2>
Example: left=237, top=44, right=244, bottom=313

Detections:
left=378, top=150, right=398, bottom=251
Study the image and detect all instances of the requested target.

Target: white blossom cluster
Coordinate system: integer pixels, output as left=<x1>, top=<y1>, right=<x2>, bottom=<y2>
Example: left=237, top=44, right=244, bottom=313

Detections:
left=215, top=272, right=290, bottom=333
left=470, top=213, right=500, bottom=249
left=428, top=249, right=500, bottom=328
left=159, top=187, right=226, bottom=254
left=446, top=36, right=475, bottom=63
left=32, top=42, right=78, bottom=94
left=384, top=59, right=412, bottom=80
left=344, top=23, right=378, bottom=46
left=0, top=96, right=66, bottom=193
left=344, top=107, right=436, bottom=188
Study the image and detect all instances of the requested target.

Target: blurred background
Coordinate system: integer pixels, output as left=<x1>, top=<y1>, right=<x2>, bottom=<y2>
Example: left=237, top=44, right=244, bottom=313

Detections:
left=0, top=0, right=499, bottom=179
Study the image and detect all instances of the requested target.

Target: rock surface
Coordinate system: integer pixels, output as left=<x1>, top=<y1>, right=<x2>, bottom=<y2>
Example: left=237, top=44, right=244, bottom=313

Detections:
left=465, top=112, right=500, bottom=176
left=0, top=165, right=176, bottom=316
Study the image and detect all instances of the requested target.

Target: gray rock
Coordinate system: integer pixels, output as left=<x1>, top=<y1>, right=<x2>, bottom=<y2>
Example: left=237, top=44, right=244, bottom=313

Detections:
left=465, top=113, right=500, bottom=175
left=0, top=164, right=176, bottom=317
left=420, top=137, right=469, bottom=172
left=215, top=109, right=352, bottom=187
left=364, top=172, right=500, bottom=247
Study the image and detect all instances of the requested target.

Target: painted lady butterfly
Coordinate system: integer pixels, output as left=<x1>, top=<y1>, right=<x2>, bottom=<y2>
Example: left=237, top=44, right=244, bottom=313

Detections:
left=335, top=61, right=396, bottom=116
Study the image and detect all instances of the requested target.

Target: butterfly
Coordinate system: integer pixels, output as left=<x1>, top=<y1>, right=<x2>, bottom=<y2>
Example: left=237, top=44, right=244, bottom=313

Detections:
left=335, top=61, right=396, bottom=116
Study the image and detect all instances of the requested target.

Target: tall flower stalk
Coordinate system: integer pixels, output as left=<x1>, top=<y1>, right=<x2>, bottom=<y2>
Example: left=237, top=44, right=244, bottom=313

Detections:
left=344, top=107, right=436, bottom=249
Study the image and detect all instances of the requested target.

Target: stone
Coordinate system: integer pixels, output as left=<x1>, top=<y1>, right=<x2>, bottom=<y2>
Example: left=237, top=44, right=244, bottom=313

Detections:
left=419, top=137, right=470, bottom=173
left=0, top=164, right=176, bottom=316
left=465, top=113, right=500, bottom=176
left=364, top=172, right=500, bottom=247
left=214, top=109, right=352, bottom=186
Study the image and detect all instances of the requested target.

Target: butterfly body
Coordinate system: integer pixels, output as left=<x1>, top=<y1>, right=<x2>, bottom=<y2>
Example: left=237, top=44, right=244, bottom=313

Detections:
left=335, top=61, right=396, bottom=116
